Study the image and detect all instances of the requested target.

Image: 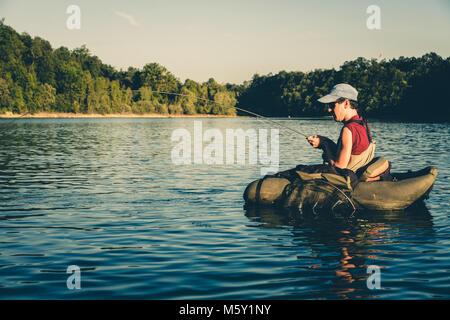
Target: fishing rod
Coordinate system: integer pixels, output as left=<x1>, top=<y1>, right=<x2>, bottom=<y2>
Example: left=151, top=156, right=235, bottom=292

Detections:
left=0, top=90, right=310, bottom=138
left=130, top=89, right=310, bottom=138
left=0, top=90, right=310, bottom=169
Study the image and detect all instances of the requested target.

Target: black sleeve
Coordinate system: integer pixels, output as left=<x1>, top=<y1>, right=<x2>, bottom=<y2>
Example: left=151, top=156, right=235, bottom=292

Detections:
left=317, top=135, right=338, bottom=164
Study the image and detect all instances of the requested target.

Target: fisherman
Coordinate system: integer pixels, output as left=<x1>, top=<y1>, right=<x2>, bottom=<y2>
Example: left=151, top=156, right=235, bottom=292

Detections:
left=307, top=83, right=375, bottom=172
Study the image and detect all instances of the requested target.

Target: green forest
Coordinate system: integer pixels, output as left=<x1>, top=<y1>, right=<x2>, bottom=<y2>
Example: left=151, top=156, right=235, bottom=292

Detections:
left=238, top=54, right=450, bottom=121
left=1, top=20, right=449, bottom=120
left=0, top=21, right=237, bottom=116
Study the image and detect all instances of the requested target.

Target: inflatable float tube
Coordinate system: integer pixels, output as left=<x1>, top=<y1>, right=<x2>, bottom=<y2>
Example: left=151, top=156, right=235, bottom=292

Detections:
left=244, top=166, right=438, bottom=212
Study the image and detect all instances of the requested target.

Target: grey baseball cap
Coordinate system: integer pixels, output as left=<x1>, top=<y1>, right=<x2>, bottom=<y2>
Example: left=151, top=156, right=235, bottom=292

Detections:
left=317, top=83, right=358, bottom=103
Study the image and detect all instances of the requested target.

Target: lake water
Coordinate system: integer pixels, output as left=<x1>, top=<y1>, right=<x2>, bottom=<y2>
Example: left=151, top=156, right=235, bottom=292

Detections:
left=0, top=118, right=448, bottom=299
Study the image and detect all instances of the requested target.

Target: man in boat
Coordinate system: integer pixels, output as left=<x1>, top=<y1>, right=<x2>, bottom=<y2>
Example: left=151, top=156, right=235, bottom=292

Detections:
left=307, top=83, right=375, bottom=172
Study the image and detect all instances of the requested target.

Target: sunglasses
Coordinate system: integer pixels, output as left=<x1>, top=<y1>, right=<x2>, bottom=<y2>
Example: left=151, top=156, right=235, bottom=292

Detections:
left=328, top=101, right=339, bottom=110
left=328, top=98, right=346, bottom=109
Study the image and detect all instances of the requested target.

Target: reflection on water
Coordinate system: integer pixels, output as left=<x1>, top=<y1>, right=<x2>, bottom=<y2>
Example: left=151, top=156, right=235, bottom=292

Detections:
left=245, top=202, right=435, bottom=299
left=0, top=118, right=448, bottom=299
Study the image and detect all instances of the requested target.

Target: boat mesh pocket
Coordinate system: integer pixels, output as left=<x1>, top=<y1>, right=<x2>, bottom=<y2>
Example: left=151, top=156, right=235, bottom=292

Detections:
left=282, top=179, right=355, bottom=215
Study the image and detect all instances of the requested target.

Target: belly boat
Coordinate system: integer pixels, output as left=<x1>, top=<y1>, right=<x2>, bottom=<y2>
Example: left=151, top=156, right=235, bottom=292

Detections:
left=244, top=165, right=437, bottom=213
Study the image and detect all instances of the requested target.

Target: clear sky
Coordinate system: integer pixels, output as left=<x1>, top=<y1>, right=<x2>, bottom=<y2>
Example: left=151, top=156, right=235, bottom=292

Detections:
left=1, top=0, right=449, bottom=84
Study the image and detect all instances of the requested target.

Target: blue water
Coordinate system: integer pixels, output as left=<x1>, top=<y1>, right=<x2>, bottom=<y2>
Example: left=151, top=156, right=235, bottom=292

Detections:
left=0, top=118, right=448, bottom=299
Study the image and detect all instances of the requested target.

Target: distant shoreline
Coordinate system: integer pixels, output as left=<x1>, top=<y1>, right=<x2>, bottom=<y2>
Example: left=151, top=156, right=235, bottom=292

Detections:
left=0, top=112, right=239, bottom=119
left=0, top=112, right=447, bottom=123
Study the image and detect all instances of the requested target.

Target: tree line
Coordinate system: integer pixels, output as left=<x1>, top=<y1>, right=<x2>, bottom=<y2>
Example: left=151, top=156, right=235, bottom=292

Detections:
left=1, top=20, right=449, bottom=121
left=237, top=54, right=450, bottom=121
left=0, top=21, right=237, bottom=116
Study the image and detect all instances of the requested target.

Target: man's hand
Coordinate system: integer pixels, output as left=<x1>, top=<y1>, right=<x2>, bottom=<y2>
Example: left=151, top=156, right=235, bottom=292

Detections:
left=307, top=135, right=320, bottom=148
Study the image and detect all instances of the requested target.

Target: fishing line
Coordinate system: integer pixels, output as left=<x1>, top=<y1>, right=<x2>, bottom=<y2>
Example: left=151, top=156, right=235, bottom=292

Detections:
left=140, top=90, right=313, bottom=170
left=1, top=90, right=310, bottom=137
left=130, top=89, right=310, bottom=138
left=0, top=89, right=311, bottom=167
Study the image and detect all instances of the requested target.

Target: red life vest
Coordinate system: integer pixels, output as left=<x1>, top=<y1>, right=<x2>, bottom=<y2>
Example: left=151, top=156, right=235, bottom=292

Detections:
left=338, top=115, right=372, bottom=155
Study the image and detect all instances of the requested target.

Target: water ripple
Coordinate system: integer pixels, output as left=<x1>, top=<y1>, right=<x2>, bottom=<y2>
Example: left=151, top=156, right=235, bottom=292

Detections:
left=0, top=118, right=448, bottom=299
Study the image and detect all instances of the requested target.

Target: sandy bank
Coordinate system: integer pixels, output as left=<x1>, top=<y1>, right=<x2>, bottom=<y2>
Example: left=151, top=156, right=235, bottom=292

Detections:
left=0, top=112, right=239, bottom=119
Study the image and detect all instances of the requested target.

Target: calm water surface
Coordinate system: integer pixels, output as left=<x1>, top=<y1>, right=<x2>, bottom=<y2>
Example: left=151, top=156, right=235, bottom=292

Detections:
left=0, top=118, right=448, bottom=299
